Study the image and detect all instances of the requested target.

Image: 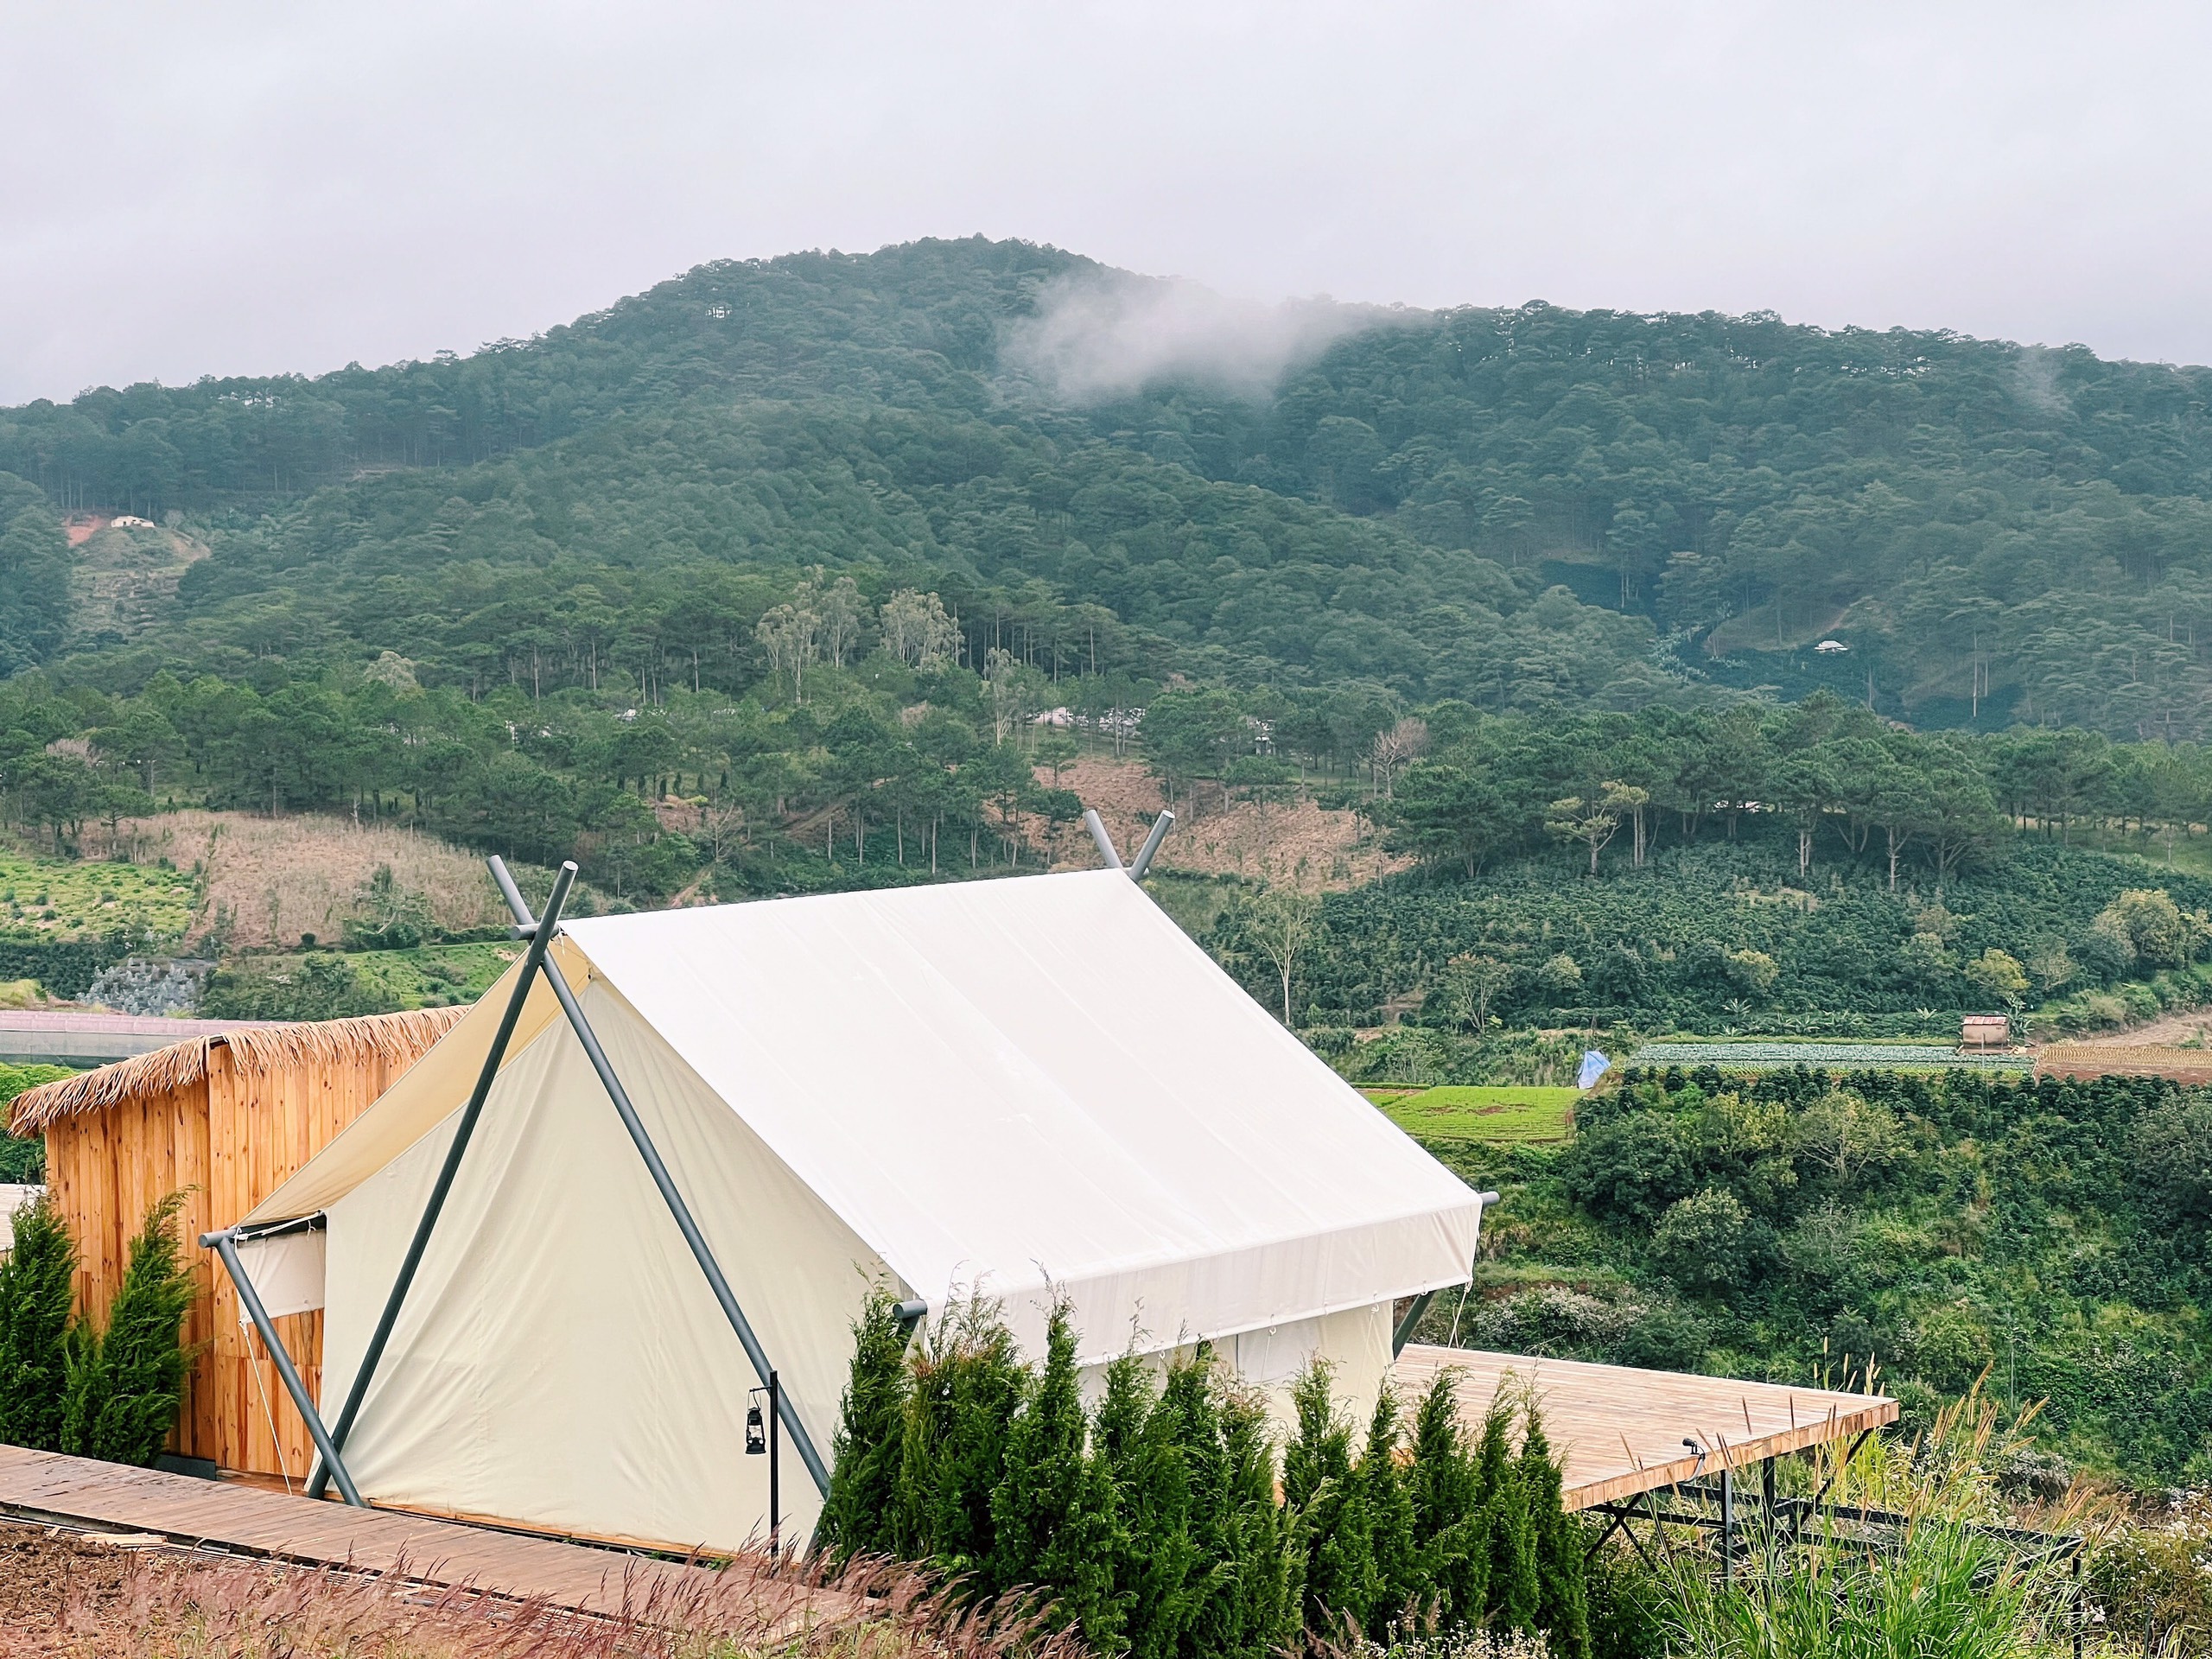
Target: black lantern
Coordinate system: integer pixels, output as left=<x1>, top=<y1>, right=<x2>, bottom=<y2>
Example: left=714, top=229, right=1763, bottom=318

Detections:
left=746, top=1393, right=767, bottom=1455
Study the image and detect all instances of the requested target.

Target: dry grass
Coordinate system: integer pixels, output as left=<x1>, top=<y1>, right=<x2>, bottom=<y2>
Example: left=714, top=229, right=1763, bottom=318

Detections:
left=0, top=1526, right=1084, bottom=1659
left=1025, top=758, right=1408, bottom=892
left=86, top=811, right=512, bottom=950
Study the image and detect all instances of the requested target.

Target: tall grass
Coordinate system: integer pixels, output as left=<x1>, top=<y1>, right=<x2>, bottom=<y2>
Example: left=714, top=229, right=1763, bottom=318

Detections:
left=1659, top=1382, right=2087, bottom=1659
left=41, top=1546, right=1086, bottom=1659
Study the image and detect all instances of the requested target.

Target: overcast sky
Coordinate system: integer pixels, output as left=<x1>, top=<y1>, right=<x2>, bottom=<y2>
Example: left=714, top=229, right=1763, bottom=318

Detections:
left=7, top=1, right=2210, bottom=404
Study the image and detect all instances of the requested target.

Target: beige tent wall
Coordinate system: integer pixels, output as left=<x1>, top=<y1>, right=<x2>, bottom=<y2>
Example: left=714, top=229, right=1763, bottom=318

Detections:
left=1232, top=1302, right=1394, bottom=1429
left=321, top=982, right=893, bottom=1553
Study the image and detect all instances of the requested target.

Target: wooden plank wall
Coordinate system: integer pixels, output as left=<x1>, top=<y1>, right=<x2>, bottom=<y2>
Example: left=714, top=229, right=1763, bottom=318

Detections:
left=41, top=1040, right=416, bottom=1481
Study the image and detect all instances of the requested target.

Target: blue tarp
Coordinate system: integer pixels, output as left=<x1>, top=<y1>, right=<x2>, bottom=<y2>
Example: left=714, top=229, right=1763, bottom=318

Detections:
left=1576, top=1049, right=1611, bottom=1090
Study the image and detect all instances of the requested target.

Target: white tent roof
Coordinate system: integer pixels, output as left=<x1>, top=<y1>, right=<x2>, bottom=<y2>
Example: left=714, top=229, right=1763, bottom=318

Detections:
left=251, top=869, right=1484, bottom=1363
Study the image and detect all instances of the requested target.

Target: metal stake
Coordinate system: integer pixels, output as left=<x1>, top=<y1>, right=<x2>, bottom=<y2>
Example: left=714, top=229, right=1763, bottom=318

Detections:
left=205, top=1228, right=363, bottom=1506
left=768, top=1368, right=781, bottom=1552
left=304, top=861, right=575, bottom=1499
left=1720, top=1462, right=1734, bottom=1587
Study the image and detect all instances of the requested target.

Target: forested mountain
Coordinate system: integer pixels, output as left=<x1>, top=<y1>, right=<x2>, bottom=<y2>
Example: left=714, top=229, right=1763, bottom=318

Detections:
left=9, top=235, right=2212, bottom=735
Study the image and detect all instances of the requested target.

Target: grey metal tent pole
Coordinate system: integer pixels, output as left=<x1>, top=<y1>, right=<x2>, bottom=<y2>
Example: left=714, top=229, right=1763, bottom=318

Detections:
left=302, top=860, right=575, bottom=1500
left=490, top=866, right=834, bottom=1497
left=1127, top=810, right=1175, bottom=880
left=204, top=1226, right=364, bottom=1506
left=1083, top=809, right=1122, bottom=870
left=1391, top=1292, right=1438, bottom=1357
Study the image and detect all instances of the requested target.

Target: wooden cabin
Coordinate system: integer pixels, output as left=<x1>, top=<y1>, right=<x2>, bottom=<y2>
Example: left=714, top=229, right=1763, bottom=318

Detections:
left=6, top=1007, right=466, bottom=1480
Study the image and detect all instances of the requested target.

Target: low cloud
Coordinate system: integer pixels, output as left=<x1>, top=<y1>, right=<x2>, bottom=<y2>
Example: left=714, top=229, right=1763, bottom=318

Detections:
left=1002, top=270, right=1415, bottom=404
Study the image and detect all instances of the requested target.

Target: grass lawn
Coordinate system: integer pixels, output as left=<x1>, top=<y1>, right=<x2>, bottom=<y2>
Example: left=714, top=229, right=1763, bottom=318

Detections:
left=0, top=848, right=197, bottom=939
left=1362, top=1084, right=1580, bottom=1144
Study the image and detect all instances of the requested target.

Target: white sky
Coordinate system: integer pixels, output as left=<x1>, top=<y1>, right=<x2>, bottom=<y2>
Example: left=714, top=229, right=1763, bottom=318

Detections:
left=7, top=1, right=2211, bottom=403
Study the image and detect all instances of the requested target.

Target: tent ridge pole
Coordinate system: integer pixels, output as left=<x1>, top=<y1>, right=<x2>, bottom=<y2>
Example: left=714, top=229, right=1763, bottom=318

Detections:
left=304, top=859, right=575, bottom=1500
left=536, top=950, right=834, bottom=1497
left=204, top=1227, right=365, bottom=1506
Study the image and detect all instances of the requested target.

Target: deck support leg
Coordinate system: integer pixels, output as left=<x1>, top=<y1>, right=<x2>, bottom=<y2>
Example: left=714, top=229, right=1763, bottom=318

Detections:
left=489, top=859, right=831, bottom=1498
left=204, top=1228, right=363, bottom=1507
left=304, top=861, right=575, bottom=1501
left=1719, top=1463, right=1734, bottom=1587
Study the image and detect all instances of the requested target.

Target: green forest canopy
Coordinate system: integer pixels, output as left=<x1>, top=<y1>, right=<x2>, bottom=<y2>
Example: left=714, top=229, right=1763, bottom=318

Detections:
left=8, top=236, right=2212, bottom=736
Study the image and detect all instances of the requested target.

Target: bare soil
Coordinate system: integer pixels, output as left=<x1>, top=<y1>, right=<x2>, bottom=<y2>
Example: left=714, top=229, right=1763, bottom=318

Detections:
left=1025, top=758, right=1407, bottom=891
left=2060, top=1008, right=2212, bottom=1049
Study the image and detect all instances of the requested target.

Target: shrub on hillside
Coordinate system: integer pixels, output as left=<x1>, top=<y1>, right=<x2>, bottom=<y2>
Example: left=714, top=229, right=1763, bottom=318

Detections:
left=200, top=954, right=401, bottom=1021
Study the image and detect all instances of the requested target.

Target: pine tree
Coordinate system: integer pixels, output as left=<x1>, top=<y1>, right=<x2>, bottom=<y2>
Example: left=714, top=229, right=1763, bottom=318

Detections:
left=0, top=1190, right=78, bottom=1452
left=1357, top=1384, right=1419, bottom=1637
left=988, top=1301, right=1125, bottom=1649
left=1283, top=1361, right=1377, bottom=1641
left=818, top=1287, right=912, bottom=1560
left=1475, top=1400, right=1541, bottom=1632
left=1408, top=1369, right=1488, bottom=1629
left=61, top=1195, right=194, bottom=1466
left=1520, top=1408, right=1592, bottom=1659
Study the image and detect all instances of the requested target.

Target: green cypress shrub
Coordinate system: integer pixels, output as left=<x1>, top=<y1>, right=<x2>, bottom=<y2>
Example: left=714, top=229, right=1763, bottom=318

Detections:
left=1156, top=1348, right=1234, bottom=1659
left=0, top=1189, right=78, bottom=1452
left=1520, top=1407, right=1592, bottom=1659
left=1357, top=1384, right=1420, bottom=1634
left=1217, top=1377, right=1303, bottom=1659
left=988, top=1300, right=1124, bottom=1648
left=1284, top=1360, right=1379, bottom=1639
left=1475, top=1399, right=1541, bottom=1631
left=1407, top=1368, right=1489, bottom=1627
left=892, top=1297, right=1021, bottom=1579
left=60, top=1194, right=194, bottom=1466
left=1095, top=1350, right=1202, bottom=1659
left=818, top=1286, right=912, bottom=1561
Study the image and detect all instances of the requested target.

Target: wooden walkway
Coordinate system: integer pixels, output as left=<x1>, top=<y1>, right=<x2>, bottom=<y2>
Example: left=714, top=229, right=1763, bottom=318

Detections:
left=0, top=1444, right=814, bottom=1620
left=1394, top=1344, right=1897, bottom=1511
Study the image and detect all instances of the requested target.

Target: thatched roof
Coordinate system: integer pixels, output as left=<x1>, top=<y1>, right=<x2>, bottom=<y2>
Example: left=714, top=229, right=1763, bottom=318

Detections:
left=8, top=1005, right=470, bottom=1135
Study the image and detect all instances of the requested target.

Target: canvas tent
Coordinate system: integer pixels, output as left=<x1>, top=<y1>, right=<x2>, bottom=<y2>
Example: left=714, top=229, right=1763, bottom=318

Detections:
left=226, top=868, right=1489, bottom=1554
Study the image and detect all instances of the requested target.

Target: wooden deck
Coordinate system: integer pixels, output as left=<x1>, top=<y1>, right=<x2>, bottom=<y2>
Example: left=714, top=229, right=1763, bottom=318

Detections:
left=0, top=1444, right=823, bottom=1620
left=1394, top=1344, right=1897, bottom=1511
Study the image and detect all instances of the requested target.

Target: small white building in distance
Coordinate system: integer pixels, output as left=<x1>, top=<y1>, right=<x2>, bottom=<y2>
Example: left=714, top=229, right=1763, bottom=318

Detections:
left=1815, top=639, right=1850, bottom=653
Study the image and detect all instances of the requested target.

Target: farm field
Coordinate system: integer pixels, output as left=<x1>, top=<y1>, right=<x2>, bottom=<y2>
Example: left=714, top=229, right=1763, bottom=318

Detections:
left=1362, top=1084, right=1580, bottom=1143
left=1629, top=1039, right=2033, bottom=1071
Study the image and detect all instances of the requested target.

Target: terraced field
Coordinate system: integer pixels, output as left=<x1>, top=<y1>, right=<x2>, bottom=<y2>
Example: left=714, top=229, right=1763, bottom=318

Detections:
left=1363, top=1084, right=1580, bottom=1144
left=1629, top=1040, right=2033, bottom=1071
